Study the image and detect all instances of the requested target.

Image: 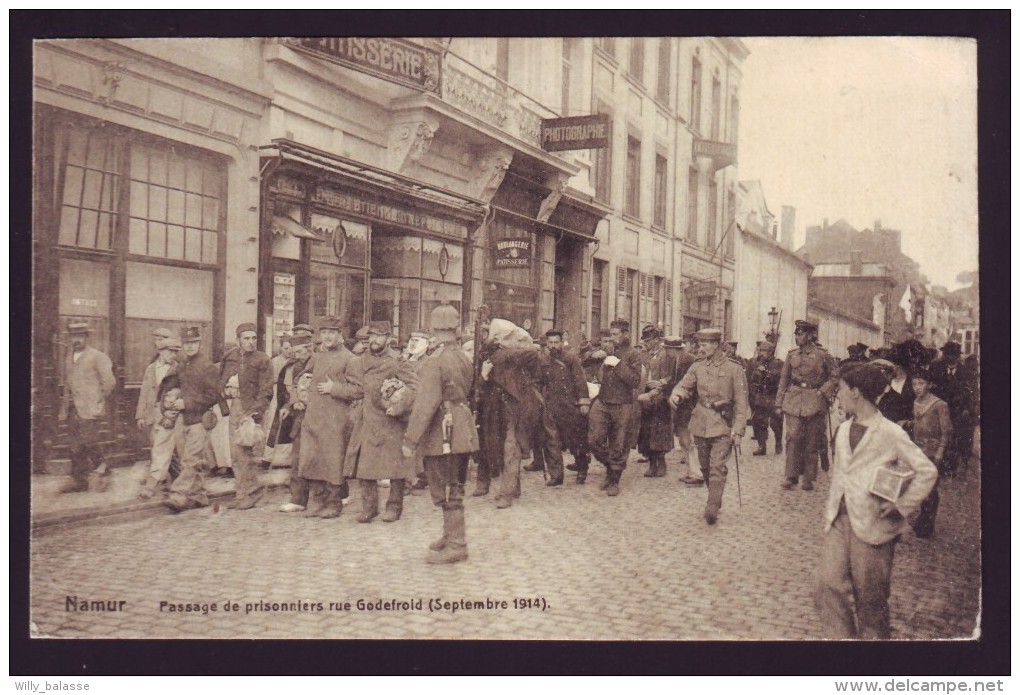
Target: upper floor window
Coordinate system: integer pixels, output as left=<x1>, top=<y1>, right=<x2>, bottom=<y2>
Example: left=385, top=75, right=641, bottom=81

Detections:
left=686, top=167, right=699, bottom=243
left=656, top=38, right=672, bottom=104
left=598, top=37, right=616, bottom=57
left=496, top=38, right=509, bottom=81
left=729, top=92, right=740, bottom=144
left=629, top=38, right=645, bottom=83
left=591, top=101, right=612, bottom=204
left=690, top=53, right=702, bottom=132
left=561, top=38, right=578, bottom=115
left=653, top=154, right=668, bottom=229
left=711, top=74, right=722, bottom=141
left=625, top=135, right=641, bottom=218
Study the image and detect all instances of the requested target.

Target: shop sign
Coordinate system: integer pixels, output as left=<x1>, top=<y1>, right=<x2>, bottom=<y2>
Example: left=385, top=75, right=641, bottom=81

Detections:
left=286, top=37, right=442, bottom=95
left=313, top=186, right=470, bottom=239
left=492, top=238, right=531, bottom=268
left=540, top=114, right=611, bottom=152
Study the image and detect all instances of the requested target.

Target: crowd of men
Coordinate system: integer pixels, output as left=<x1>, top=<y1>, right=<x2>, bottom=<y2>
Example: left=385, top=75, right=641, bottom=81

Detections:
left=57, top=310, right=978, bottom=584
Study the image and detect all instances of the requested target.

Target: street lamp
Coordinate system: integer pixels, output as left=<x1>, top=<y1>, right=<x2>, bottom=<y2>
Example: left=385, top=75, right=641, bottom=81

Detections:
left=766, top=306, right=780, bottom=343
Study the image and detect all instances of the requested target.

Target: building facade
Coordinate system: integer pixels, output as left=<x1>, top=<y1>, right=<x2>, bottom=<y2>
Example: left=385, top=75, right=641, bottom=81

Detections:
left=808, top=298, right=884, bottom=360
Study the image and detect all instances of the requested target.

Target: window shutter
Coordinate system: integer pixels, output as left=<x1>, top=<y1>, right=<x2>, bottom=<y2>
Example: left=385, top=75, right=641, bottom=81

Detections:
left=616, top=266, right=628, bottom=294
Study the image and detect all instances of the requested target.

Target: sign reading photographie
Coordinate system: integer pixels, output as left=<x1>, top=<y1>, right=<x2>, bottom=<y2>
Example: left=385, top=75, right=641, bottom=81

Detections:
left=492, top=238, right=531, bottom=268
left=540, top=114, right=611, bottom=151
left=286, top=37, right=441, bottom=94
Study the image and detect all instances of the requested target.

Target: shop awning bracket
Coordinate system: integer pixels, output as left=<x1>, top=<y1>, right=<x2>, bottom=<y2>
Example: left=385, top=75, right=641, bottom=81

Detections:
left=272, top=215, right=323, bottom=241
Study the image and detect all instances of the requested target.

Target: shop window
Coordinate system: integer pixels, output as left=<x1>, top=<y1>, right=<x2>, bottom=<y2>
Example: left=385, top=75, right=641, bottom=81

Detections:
left=653, top=154, right=668, bottom=229
left=128, top=142, right=221, bottom=264
left=625, top=135, right=641, bottom=218
left=310, top=264, right=365, bottom=338
left=56, top=126, right=122, bottom=251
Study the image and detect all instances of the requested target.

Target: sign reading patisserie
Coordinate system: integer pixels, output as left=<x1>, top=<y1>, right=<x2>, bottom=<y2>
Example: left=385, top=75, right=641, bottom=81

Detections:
left=286, top=37, right=442, bottom=95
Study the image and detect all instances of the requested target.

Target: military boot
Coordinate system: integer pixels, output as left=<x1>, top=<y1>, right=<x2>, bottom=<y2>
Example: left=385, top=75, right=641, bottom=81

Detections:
left=318, top=483, right=346, bottom=519
left=605, top=469, right=621, bottom=496
left=427, top=488, right=468, bottom=564
left=704, top=480, right=725, bottom=525
left=357, top=479, right=379, bottom=523
left=753, top=442, right=767, bottom=456
left=381, top=479, right=405, bottom=522
left=302, top=481, right=326, bottom=517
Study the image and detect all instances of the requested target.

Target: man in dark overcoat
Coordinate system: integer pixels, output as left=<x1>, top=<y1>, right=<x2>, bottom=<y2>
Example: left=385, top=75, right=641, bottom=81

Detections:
left=536, top=328, right=591, bottom=486
left=636, top=325, right=675, bottom=478
left=746, top=340, right=784, bottom=456
left=929, top=340, right=977, bottom=476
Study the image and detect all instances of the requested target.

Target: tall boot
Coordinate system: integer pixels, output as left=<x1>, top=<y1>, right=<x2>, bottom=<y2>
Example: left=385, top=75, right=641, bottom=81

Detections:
left=605, top=468, right=621, bottom=496
left=302, top=480, right=326, bottom=517
left=319, top=482, right=346, bottom=519
left=382, top=479, right=405, bottom=522
left=704, top=480, right=725, bottom=525
left=427, top=492, right=468, bottom=564
left=654, top=455, right=667, bottom=477
left=357, top=479, right=379, bottom=523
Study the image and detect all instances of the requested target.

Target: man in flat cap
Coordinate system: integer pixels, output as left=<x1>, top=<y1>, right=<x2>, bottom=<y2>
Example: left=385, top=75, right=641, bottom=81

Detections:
left=274, top=334, right=316, bottom=511
left=218, top=322, right=275, bottom=510
left=929, top=340, right=976, bottom=476
left=637, top=325, right=674, bottom=478
left=136, top=336, right=183, bottom=499
left=670, top=328, right=749, bottom=525
left=58, top=320, right=117, bottom=493
left=587, top=319, right=644, bottom=496
left=533, top=328, right=590, bottom=486
left=774, top=319, right=839, bottom=491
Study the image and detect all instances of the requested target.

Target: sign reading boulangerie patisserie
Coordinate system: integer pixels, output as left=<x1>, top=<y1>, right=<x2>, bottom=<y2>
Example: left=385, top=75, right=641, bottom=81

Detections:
left=286, top=38, right=442, bottom=94
left=541, top=114, right=611, bottom=151
left=492, top=238, right=531, bottom=268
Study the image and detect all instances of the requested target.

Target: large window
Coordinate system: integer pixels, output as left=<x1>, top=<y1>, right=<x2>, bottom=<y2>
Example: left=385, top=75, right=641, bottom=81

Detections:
left=591, top=101, right=612, bottom=204
left=128, top=142, right=222, bottom=264
left=561, top=38, right=578, bottom=116
left=690, top=53, right=702, bottom=132
left=639, top=273, right=664, bottom=327
left=656, top=38, right=672, bottom=104
left=625, top=135, right=641, bottom=218
left=653, top=154, right=668, bottom=229
left=729, top=92, right=740, bottom=144
left=726, top=190, right=737, bottom=257
left=591, top=259, right=607, bottom=334
left=686, top=167, right=699, bottom=243
left=56, top=126, right=122, bottom=251
left=711, top=74, right=722, bottom=141
left=628, top=38, right=645, bottom=83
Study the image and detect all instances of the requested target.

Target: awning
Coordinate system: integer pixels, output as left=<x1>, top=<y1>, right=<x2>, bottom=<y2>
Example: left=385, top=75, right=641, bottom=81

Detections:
left=272, top=215, right=323, bottom=240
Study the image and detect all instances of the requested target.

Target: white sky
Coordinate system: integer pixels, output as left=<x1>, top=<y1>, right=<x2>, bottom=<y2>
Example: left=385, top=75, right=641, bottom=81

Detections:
left=737, top=37, right=978, bottom=290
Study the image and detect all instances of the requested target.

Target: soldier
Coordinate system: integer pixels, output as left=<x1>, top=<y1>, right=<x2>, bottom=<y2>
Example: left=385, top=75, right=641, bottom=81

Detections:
left=724, top=341, right=748, bottom=370
left=218, top=322, right=275, bottom=510
left=402, top=305, right=479, bottom=564
left=58, top=320, right=117, bottom=493
left=774, top=319, right=840, bottom=491
left=296, top=316, right=361, bottom=519
left=637, top=325, right=675, bottom=478
left=162, top=327, right=221, bottom=513
left=747, top=340, right=784, bottom=456
left=535, top=328, right=591, bottom=486
left=840, top=342, right=870, bottom=367
left=669, top=328, right=749, bottom=525
left=344, top=321, right=418, bottom=523
left=587, top=319, right=644, bottom=496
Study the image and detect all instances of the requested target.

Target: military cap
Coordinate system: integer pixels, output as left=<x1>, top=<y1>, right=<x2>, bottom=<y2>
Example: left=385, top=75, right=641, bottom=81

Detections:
left=429, top=304, right=461, bottom=331
left=726, top=340, right=738, bottom=349
left=181, top=326, right=202, bottom=342
left=151, top=327, right=174, bottom=340
left=235, top=322, right=257, bottom=337
left=940, top=340, right=962, bottom=356
left=695, top=328, right=723, bottom=342
left=67, top=320, right=91, bottom=334
left=160, top=337, right=183, bottom=351
left=663, top=336, right=685, bottom=348
left=367, top=321, right=392, bottom=336
left=292, top=323, right=315, bottom=336
left=354, top=325, right=371, bottom=340
left=640, top=324, right=661, bottom=340
left=794, top=319, right=818, bottom=333
left=410, top=331, right=429, bottom=340
left=289, top=335, right=313, bottom=347
left=609, top=318, right=631, bottom=332
left=848, top=342, right=869, bottom=354
left=318, top=316, right=343, bottom=331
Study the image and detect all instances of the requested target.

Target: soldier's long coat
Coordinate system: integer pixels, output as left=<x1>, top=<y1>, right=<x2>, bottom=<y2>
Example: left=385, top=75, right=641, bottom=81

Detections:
left=343, top=350, right=418, bottom=480
left=297, top=343, right=360, bottom=485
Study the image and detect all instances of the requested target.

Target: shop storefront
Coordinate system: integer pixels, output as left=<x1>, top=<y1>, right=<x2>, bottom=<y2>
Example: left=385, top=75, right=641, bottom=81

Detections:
left=259, top=140, right=488, bottom=351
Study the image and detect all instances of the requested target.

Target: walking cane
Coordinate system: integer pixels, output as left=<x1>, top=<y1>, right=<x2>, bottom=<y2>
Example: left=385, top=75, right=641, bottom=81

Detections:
left=733, top=436, right=743, bottom=507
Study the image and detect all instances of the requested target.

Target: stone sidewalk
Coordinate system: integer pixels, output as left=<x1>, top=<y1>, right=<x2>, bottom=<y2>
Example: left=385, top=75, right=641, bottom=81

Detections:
left=29, top=445, right=982, bottom=641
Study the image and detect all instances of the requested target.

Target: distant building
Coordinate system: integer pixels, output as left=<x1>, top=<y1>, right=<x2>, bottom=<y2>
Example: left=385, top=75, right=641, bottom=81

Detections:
left=808, top=298, right=883, bottom=361
left=808, top=260, right=896, bottom=343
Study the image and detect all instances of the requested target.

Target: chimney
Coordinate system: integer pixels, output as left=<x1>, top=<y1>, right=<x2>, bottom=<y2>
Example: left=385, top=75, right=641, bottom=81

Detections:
left=849, top=249, right=863, bottom=276
left=781, top=206, right=796, bottom=251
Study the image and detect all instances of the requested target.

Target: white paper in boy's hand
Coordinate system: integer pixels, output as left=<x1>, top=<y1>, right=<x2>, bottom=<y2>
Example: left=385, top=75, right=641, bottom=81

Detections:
left=603, top=355, right=620, bottom=367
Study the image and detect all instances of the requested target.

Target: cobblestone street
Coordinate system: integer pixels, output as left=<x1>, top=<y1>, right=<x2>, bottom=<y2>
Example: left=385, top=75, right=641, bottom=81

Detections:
left=30, top=446, right=981, bottom=641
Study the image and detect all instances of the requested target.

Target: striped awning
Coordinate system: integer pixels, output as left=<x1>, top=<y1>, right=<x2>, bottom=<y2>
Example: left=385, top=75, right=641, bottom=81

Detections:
left=272, top=215, right=322, bottom=240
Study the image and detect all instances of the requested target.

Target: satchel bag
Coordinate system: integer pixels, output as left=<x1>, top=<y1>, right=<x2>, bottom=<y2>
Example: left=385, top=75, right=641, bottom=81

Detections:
left=236, top=415, right=265, bottom=448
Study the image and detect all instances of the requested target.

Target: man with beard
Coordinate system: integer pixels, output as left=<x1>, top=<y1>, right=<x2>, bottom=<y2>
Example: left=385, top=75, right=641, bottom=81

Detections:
left=636, top=326, right=675, bottom=478
left=669, top=328, right=749, bottom=525
left=162, top=327, right=221, bottom=513
left=58, top=320, right=117, bottom=493
left=402, top=305, right=479, bottom=564
left=747, top=340, right=784, bottom=457
left=218, top=323, right=275, bottom=510
left=587, top=319, right=644, bottom=497
left=344, top=321, right=418, bottom=523
left=535, top=328, right=590, bottom=486
left=775, top=320, right=839, bottom=491
left=296, top=316, right=361, bottom=519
